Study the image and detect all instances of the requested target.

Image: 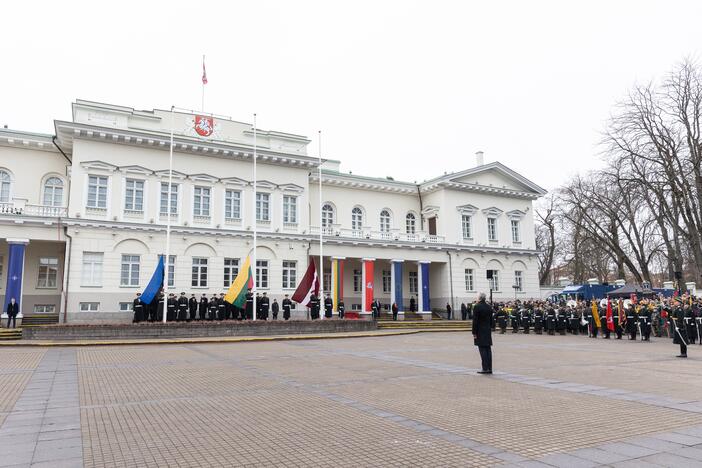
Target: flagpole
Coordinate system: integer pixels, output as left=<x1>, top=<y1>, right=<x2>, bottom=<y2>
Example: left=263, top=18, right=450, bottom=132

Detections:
left=252, top=113, right=257, bottom=321
left=163, top=106, right=175, bottom=323
left=201, top=55, right=205, bottom=112
left=318, top=130, right=324, bottom=317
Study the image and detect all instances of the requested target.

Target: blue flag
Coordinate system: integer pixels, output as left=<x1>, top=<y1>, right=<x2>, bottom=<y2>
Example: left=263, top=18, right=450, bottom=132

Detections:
left=141, top=255, right=165, bottom=305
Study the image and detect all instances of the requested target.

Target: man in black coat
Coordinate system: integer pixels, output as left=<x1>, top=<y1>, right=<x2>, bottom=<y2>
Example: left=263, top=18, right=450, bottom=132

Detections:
left=460, top=302, right=467, bottom=321
left=271, top=299, right=279, bottom=320
left=132, top=293, right=144, bottom=323
left=472, top=293, right=494, bottom=374
left=177, top=292, right=188, bottom=322
left=324, top=295, right=333, bottom=319
left=260, top=293, right=270, bottom=320
left=282, top=294, right=292, bottom=320
left=5, top=297, right=19, bottom=328
left=198, top=294, right=208, bottom=321
left=188, top=294, right=198, bottom=322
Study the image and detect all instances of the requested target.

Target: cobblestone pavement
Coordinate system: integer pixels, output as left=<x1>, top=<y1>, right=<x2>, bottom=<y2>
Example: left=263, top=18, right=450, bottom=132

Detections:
left=1, top=332, right=702, bottom=467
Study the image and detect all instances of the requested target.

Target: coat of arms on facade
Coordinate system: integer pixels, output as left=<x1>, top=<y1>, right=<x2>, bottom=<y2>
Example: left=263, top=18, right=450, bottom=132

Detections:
left=194, top=115, right=214, bottom=137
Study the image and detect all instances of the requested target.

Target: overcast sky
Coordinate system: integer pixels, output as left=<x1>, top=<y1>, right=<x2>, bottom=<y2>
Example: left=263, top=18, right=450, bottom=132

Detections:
left=2, top=0, right=701, bottom=191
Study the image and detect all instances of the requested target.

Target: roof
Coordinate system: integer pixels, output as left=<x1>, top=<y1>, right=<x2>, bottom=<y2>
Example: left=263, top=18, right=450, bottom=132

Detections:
left=607, top=284, right=656, bottom=297
left=561, top=285, right=585, bottom=293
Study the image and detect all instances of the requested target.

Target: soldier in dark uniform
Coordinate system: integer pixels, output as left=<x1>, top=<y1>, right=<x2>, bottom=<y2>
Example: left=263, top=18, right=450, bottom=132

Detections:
left=208, top=294, right=218, bottom=320
left=600, top=304, right=611, bottom=339
left=309, top=293, right=320, bottom=320
left=324, top=294, right=333, bottom=319
left=261, top=293, right=270, bottom=320
left=545, top=306, right=556, bottom=335
left=521, top=306, right=532, bottom=334
left=188, top=294, right=198, bottom=322
left=245, top=289, right=253, bottom=320
left=132, top=293, right=145, bottom=323
left=272, top=299, right=279, bottom=320
left=496, top=307, right=508, bottom=334
left=639, top=304, right=652, bottom=341
left=177, top=292, right=188, bottom=322
left=461, top=303, right=468, bottom=321
left=282, top=294, right=292, bottom=320
left=567, top=307, right=578, bottom=335
left=556, top=306, right=567, bottom=335
left=256, top=293, right=263, bottom=320
left=685, top=303, right=697, bottom=345
left=217, top=293, right=227, bottom=320
left=157, top=293, right=165, bottom=321
left=626, top=306, right=637, bottom=340
left=672, top=301, right=688, bottom=357
left=371, top=299, right=379, bottom=320
left=167, top=293, right=177, bottom=321
left=409, top=296, right=416, bottom=313
left=198, top=294, right=208, bottom=321
left=510, top=306, right=520, bottom=333
left=338, top=300, right=345, bottom=319
left=612, top=302, right=623, bottom=339
left=533, top=306, right=544, bottom=335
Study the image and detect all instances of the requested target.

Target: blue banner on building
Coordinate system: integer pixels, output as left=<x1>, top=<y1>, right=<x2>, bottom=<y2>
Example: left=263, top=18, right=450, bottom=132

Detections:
left=4, top=242, right=27, bottom=314
left=420, top=262, right=430, bottom=312
left=393, top=261, right=403, bottom=311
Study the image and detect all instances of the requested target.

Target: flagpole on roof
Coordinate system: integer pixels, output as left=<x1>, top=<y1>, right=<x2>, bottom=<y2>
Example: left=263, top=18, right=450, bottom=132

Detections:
left=163, top=106, right=175, bottom=323
left=252, top=113, right=258, bottom=321
left=318, top=130, right=324, bottom=314
left=201, top=55, right=206, bottom=112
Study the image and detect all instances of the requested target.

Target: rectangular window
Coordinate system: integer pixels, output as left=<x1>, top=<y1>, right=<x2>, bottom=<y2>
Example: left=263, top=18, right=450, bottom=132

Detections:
left=82, top=252, right=103, bottom=286
left=488, top=270, right=500, bottom=292
left=514, top=270, right=523, bottom=292
left=511, top=219, right=521, bottom=243
left=462, top=214, right=472, bottom=239
left=160, top=182, right=179, bottom=215
left=256, top=192, right=270, bottom=221
left=353, top=269, right=362, bottom=293
left=283, top=195, right=297, bottom=223
left=193, top=186, right=211, bottom=217
left=256, top=260, right=269, bottom=288
left=124, top=179, right=144, bottom=211
left=33, top=304, right=55, bottom=314
left=224, top=190, right=241, bottom=220
left=87, top=175, right=108, bottom=209
left=167, top=255, right=176, bottom=288
left=323, top=272, right=331, bottom=293
left=79, top=302, right=100, bottom=312
left=487, top=217, right=498, bottom=241
left=282, top=260, right=297, bottom=289
left=409, top=271, right=418, bottom=294
left=120, top=255, right=140, bottom=287
left=223, top=258, right=239, bottom=288
left=191, top=257, right=208, bottom=287
left=382, top=270, right=391, bottom=293
left=119, top=302, right=133, bottom=312
left=37, top=257, right=58, bottom=288
left=351, top=303, right=362, bottom=311
left=464, top=268, right=474, bottom=292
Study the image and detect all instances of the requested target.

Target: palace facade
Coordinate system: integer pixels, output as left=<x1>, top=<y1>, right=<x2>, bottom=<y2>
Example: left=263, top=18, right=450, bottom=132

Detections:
left=0, top=100, right=546, bottom=323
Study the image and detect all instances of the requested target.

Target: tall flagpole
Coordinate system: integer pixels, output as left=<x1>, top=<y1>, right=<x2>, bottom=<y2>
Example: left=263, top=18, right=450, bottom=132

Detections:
left=318, top=130, right=324, bottom=315
left=163, top=106, right=175, bottom=323
left=201, top=55, right=206, bottom=112
left=252, top=113, right=257, bottom=321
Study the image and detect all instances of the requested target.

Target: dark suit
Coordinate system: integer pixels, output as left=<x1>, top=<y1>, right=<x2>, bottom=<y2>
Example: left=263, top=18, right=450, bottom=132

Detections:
left=6, top=302, right=19, bottom=328
left=472, top=299, right=494, bottom=372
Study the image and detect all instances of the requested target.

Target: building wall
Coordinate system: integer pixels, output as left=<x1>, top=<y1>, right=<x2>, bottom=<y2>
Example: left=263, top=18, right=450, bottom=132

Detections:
left=0, top=145, right=69, bottom=207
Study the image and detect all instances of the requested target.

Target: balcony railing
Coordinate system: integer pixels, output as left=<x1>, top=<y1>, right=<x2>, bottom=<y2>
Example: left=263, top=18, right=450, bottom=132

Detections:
left=310, top=226, right=445, bottom=244
left=0, top=202, right=67, bottom=217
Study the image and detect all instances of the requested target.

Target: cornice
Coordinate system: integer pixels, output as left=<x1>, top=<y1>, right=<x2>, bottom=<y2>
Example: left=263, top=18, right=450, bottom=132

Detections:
left=310, top=172, right=417, bottom=195
left=0, top=130, right=59, bottom=153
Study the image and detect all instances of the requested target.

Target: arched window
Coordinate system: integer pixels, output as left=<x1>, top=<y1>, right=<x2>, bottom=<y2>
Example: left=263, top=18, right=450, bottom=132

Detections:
left=379, top=209, right=391, bottom=232
left=405, top=212, right=416, bottom=234
left=0, top=170, right=11, bottom=203
left=43, top=177, right=64, bottom=207
left=351, top=207, right=364, bottom=231
left=321, top=203, right=335, bottom=228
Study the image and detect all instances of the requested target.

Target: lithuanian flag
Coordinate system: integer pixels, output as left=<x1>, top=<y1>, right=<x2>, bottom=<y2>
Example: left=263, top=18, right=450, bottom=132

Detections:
left=591, top=300, right=601, bottom=328
left=224, top=255, right=253, bottom=307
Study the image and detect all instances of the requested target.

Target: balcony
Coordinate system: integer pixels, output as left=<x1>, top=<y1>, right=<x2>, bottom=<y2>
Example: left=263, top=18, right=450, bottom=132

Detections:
left=310, top=226, right=445, bottom=244
left=0, top=202, right=67, bottom=218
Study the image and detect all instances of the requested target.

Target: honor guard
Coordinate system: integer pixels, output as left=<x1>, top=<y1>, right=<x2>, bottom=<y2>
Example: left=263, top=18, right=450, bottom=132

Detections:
left=520, top=306, right=532, bottom=334
left=188, top=294, right=198, bottom=321
left=218, top=293, right=227, bottom=320
left=510, top=307, right=520, bottom=333
left=177, top=292, right=188, bottom=321
left=338, top=300, right=345, bottom=319
left=684, top=304, right=697, bottom=344
left=533, top=306, right=544, bottom=334
left=198, top=294, right=208, bottom=321
left=157, top=293, right=165, bottom=321
left=271, top=299, right=279, bottom=320
left=672, top=301, right=688, bottom=357
left=260, top=293, right=270, bottom=320
left=626, top=306, right=637, bottom=340
left=133, top=293, right=144, bottom=323
left=208, top=294, right=218, bottom=320
left=324, top=294, right=333, bottom=319
left=545, top=306, right=557, bottom=335
left=496, top=307, right=508, bottom=334
left=309, top=293, right=320, bottom=320
left=282, top=294, right=292, bottom=320
left=245, top=289, right=253, bottom=320
left=556, top=306, right=568, bottom=335
left=639, top=302, right=652, bottom=341
left=167, top=294, right=177, bottom=321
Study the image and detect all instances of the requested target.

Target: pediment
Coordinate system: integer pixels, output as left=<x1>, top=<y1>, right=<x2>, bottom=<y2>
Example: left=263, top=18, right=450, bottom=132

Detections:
left=80, top=160, right=118, bottom=172
left=154, top=169, right=188, bottom=180
left=119, top=165, right=153, bottom=176
left=506, top=209, right=527, bottom=219
left=256, top=180, right=277, bottom=190
left=279, top=183, right=304, bottom=193
left=482, top=206, right=504, bottom=217
left=190, top=173, right=219, bottom=183
left=456, top=204, right=479, bottom=214
left=446, top=162, right=546, bottom=195
left=221, top=176, right=248, bottom=187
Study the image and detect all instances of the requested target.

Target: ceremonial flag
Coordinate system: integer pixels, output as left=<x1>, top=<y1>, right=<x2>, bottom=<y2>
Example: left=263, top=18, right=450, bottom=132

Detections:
left=224, top=256, right=253, bottom=307
left=142, top=255, right=165, bottom=305
left=606, top=298, right=614, bottom=331
left=202, top=56, right=208, bottom=85
left=591, top=300, right=601, bottom=328
left=618, top=298, right=625, bottom=324
left=292, top=259, right=319, bottom=307
left=331, top=258, right=344, bottom=311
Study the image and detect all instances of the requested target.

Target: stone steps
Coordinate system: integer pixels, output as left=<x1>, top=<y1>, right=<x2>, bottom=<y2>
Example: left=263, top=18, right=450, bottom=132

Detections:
left=0, top=328, right=22, bottom=340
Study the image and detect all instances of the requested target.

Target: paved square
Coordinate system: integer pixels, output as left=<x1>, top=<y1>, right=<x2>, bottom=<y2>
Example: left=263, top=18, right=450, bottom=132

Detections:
left=1, top=332, right=702, bottom=467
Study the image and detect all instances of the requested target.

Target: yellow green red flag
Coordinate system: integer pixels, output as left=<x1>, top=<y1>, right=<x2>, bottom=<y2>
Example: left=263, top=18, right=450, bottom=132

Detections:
left=224, top=255, right=253, bottom=308
left=591, top=300, right=601, bottom=328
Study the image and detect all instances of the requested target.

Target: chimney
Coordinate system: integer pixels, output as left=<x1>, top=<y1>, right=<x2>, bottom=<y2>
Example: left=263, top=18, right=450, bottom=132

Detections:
left=475, top=151, right=484, bottom=166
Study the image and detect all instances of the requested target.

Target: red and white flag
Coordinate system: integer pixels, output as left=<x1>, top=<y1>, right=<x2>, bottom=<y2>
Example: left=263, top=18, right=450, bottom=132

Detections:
left=292, top=259, right=319, bottom=307
left=202, top=56, right=208, bottom=85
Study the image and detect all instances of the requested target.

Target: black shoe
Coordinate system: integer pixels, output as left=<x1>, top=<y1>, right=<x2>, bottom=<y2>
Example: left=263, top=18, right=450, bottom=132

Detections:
left=477, top=370, right=490, bottom=374
left=676, top=354, right=688, bottom=358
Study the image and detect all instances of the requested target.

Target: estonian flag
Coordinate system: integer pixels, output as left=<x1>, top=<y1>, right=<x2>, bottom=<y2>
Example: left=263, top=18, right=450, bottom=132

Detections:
left=142, top=255, right=165, bottom=305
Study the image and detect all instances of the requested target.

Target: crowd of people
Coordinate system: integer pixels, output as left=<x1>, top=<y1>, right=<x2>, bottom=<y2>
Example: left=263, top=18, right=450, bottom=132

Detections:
left=484, top=296, right=701, bottom=357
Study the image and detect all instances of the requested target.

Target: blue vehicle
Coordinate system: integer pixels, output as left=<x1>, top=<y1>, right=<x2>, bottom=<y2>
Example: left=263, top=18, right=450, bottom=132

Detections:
left=555, top=284, right=619, bottom=302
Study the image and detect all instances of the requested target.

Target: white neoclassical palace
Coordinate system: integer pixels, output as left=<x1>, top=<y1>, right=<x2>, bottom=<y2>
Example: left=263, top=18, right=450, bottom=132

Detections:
left=0, top=100, right=546, bottom=323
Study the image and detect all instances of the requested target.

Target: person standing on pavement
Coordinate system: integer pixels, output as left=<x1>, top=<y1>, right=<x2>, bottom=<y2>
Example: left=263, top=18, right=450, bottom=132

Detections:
left=472, top=292, right=494, bottom=375
left=5, top=297, right=18, bottom=328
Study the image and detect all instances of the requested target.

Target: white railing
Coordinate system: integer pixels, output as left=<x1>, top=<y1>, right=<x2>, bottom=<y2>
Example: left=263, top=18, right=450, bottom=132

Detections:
left=0, top=202, right=67, bottom=217
left=224, top=217, right=242, bottom=226
left=283, top=222, right=298, bottom=230
left=193, top=215, right=211, bottom=224
left=309, top=226, right=445, bottom=244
